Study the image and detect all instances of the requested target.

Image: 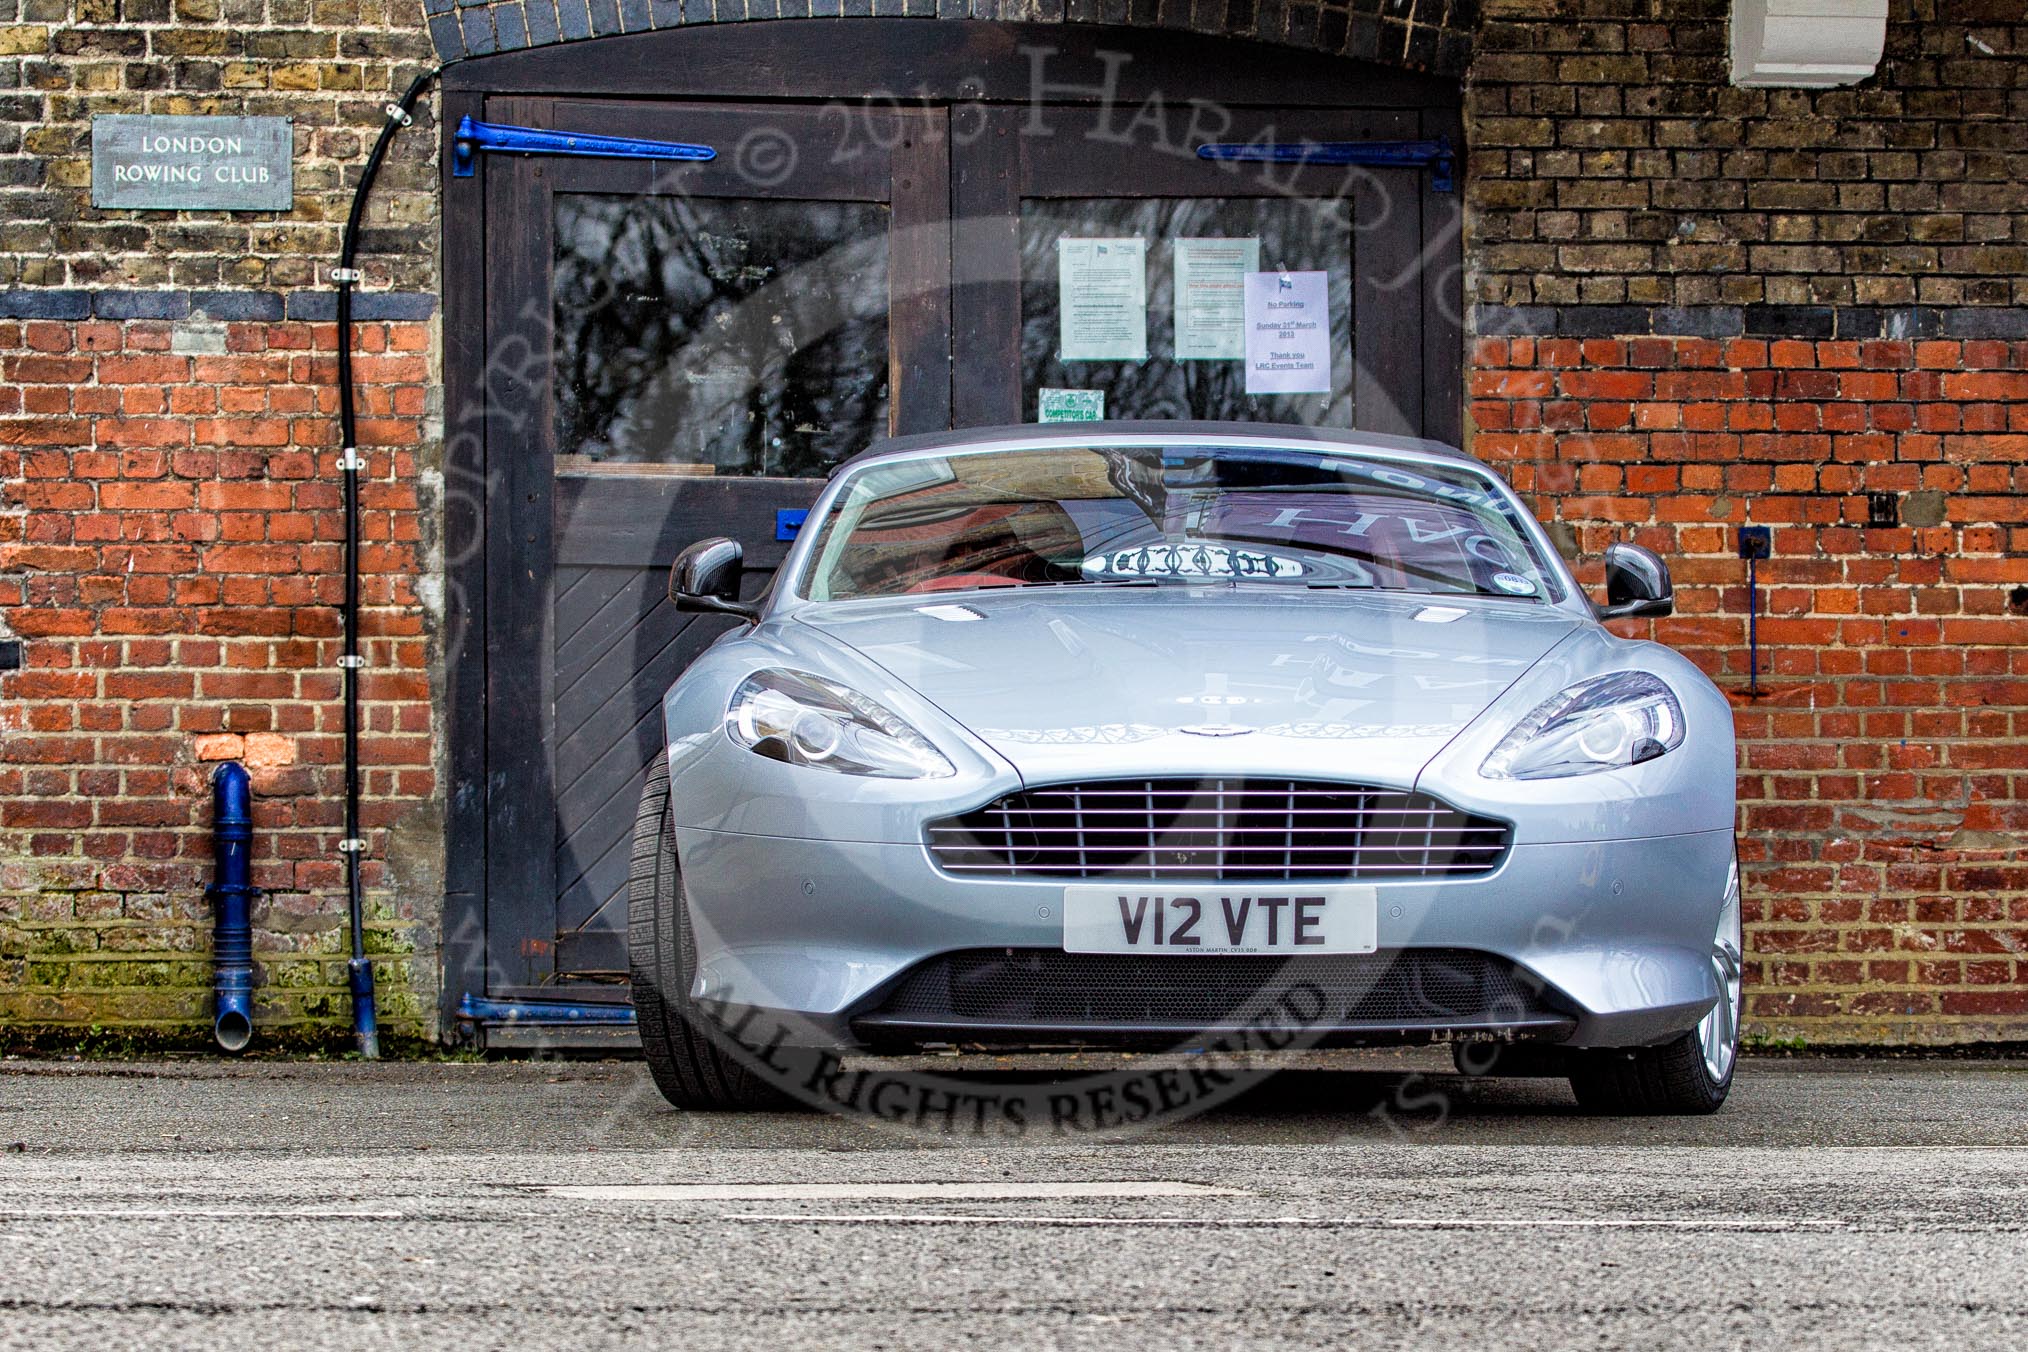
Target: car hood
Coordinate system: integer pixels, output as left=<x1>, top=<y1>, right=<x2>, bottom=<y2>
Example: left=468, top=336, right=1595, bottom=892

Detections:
left=791, top=588, right=1585, bottom=785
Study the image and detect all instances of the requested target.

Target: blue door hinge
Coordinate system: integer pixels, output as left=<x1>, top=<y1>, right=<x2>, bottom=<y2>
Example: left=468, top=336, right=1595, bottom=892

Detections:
left=1196, top=136, right=1456, bottom=194
left=453, top=115, right=716, bottom=178
left=455, top=992, right=637, bottom=1026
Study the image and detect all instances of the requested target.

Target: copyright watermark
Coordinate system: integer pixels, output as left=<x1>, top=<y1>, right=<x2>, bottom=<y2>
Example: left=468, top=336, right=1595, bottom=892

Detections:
left=693, top=976, right=1340, bottom=1137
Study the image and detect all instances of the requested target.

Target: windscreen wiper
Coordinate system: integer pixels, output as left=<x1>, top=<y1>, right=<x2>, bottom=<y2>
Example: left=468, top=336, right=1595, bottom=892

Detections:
left=1030, top=576, right=1165, bottom=589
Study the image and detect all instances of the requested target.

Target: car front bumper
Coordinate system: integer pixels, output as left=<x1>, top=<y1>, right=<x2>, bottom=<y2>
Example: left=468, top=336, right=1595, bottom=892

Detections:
left=674, top=824, right=1735, bottom=1052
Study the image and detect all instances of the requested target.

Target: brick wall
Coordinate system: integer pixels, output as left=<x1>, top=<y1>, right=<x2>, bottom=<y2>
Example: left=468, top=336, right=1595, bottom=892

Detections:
left=1462, top=2, right=2028, bottom=1044
left=0, top=0, right=442, bottom=1044
left=0, top=0, right=437, bottom=293
left=1467, top=0, right=2026, bottom=311
left=1472, top=328, right=2028, bottom=1044
left=0, top=305, right=443, bottom=1045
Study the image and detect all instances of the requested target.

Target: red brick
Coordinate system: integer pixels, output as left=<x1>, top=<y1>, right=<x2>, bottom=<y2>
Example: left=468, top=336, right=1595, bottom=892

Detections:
left=97, top=481, right=195, bottom=511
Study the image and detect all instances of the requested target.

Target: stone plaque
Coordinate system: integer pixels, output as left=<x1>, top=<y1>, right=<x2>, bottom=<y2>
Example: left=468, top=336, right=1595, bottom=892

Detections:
left=91, top=114, right=293, bottom=212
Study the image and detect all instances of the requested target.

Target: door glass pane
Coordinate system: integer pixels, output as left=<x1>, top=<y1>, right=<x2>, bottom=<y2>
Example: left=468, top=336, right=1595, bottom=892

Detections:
left=1019, top=198, right=1354, bottom=426
left=554, top=195, right=891, bottom=477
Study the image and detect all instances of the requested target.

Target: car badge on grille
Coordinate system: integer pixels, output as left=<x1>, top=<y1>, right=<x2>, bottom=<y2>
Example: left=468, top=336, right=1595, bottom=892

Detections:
left=1178, top=724, right=1255, bottom=737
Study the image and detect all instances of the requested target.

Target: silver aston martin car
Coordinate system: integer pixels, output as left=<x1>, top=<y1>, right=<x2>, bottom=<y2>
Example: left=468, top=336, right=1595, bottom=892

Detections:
left=630, top=423, right=1741, bottom=1115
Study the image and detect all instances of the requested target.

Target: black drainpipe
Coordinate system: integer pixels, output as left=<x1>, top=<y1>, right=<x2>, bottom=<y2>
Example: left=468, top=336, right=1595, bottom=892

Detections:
left=331, top=65, right=442, bottom=1059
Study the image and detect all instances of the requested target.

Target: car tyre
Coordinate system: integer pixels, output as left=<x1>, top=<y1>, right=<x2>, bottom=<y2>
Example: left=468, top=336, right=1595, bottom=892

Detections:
left=628, top=754, right=795, bottom=1112
left=1565, top=1031, right=1731, bottom=1115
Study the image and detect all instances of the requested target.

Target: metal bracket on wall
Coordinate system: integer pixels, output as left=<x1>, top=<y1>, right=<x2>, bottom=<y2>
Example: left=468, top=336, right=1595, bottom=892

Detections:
left=1738, top=525, right=1772, bottom=697
left=451, top=116, right=717, bottom=178
left=1195, top=136, right=1457, bottom=193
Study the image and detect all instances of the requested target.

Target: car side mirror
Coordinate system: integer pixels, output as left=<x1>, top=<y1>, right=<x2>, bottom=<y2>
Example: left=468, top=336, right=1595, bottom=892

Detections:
left=1597, top=542, right=1674, bottom=620
left=669, top=537, right=759, bottom=622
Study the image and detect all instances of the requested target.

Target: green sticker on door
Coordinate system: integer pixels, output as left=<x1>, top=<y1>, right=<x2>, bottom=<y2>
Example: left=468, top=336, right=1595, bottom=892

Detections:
left=1038, top=388, right=1105, bottom=423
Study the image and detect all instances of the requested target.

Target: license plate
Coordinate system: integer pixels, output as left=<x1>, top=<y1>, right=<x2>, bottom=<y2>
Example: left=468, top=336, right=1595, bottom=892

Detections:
left=1062, top=885, right=1377, bottom=955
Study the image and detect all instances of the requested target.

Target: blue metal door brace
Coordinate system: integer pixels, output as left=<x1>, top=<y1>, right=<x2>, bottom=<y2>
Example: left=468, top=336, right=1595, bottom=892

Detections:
left=1196, top=137, right=1456, bottom=193
left=452, top=115, right=716, bottom=177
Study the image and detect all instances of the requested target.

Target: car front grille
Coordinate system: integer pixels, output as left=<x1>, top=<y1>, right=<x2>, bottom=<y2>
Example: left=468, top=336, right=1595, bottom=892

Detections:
left=855, top=948, right=1561, bottom=1033
left=926, top=778, right=1509, bottom=881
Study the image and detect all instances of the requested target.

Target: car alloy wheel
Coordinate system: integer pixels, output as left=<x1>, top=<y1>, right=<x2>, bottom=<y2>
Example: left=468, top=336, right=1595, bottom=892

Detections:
left=1698, top=857, right=1743, bottom=1084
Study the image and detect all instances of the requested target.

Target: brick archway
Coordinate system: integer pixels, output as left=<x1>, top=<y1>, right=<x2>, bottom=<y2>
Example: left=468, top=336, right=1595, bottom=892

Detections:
left=422, top=0, right=1476, bottom=76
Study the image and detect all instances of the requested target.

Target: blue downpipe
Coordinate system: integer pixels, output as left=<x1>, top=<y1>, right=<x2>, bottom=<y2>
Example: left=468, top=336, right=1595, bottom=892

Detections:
left=208, top=761, right=258, bottom=1053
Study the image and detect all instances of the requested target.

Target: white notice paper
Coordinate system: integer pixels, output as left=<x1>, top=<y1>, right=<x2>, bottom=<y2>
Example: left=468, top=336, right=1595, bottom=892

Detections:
left=1057, top=238, right=1148, bottom=361
left=1243, top=270, right=1332, bottom=394
left=1174, top=237, right=1260, bottom=360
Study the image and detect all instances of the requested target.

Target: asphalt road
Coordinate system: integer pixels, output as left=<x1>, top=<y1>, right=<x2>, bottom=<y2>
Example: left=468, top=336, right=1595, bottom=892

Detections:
left=0, top=1054, right=2024, bottom=1350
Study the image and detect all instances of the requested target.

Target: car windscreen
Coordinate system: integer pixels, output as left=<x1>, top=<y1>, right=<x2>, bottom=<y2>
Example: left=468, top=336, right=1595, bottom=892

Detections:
left=801, top=444, right=1565, bottom=603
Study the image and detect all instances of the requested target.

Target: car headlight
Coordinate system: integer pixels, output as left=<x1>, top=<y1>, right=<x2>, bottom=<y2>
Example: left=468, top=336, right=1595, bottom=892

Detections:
left=726, top=669, right=954, bottom=779
left=1480, top=671, right=1685, bottom=780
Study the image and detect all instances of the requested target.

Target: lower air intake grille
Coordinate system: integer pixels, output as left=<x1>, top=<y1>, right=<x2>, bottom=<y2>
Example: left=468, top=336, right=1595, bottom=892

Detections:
left=857, top=948, right=1557, bottom=1031
left=927, top=778, right=1509, bottom=881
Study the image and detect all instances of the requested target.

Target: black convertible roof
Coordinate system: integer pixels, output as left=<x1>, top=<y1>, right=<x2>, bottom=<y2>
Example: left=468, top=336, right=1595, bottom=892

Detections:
left=830, top=421, right=1476, bottom=478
